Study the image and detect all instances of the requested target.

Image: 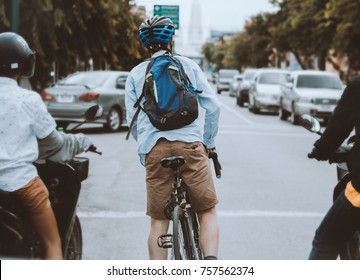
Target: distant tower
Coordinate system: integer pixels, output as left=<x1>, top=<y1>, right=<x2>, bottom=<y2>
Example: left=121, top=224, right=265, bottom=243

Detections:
left=188, top=0, right=203, bottom=49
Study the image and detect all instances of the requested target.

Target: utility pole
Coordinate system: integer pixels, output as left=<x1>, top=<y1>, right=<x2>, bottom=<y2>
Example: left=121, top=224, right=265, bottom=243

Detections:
left=12, top=0, right=19, bottom=33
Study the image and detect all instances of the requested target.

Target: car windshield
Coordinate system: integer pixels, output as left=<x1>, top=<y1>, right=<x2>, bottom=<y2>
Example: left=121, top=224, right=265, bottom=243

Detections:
left=296, top=75, right=342, bottom=89
left=244, top=71, right=256, bottom=80
left=259, top=73, right=288, bottom=85
left=60, top=72, right=110, bottom=88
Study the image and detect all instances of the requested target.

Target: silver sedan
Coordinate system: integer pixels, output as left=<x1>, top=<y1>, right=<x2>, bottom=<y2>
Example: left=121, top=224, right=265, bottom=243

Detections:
left=42, top=71, right=129, bottom=132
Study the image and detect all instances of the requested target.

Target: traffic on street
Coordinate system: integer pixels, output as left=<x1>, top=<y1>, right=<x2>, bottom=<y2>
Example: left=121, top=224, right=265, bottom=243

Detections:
left=75, top=87, right=336, bottom=260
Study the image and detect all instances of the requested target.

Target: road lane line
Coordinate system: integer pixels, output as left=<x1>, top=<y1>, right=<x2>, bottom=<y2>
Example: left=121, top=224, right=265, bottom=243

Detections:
left=219, top=101, right=254, bottom=125
left=77, top=210, right=324, bottom=219
left=219, top=130, right=315, bottom=137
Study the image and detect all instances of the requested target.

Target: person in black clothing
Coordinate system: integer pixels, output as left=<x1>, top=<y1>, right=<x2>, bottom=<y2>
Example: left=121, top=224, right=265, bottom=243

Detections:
left=307, top=75, right=360, bottom=259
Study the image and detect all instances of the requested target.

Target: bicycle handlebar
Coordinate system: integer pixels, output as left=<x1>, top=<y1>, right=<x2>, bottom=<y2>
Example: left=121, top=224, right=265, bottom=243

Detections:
left=208, top=151, right=222, bottom=179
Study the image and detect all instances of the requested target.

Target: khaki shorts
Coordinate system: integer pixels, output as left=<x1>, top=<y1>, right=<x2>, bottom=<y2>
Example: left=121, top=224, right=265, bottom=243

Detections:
left=145, top=138, right=218, bottom=219
left=13, top=176, right=51, bottom=215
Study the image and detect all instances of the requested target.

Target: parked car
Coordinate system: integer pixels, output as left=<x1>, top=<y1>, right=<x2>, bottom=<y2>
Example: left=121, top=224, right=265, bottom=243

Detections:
left=216, top=69, right=240, bottom=94
left=279, top=70, right=343, bottom=125
left=229, top=74, right=243, bottom=97
left=236, top=68, right=258, bottom=107
left=42, top=70, right=129, bottom=132
left=248, top=68, right=290, bottom=114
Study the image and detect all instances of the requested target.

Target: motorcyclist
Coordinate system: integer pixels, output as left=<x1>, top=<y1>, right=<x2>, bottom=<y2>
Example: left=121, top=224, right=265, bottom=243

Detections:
left=307, top=75, right=360, bottom=259
left=0, top=32, right=92, bottom=259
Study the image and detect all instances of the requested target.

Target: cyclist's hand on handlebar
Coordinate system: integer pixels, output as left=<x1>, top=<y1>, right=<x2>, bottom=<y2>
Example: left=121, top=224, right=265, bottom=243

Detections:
left=307, top=147, right=328, bottom=161
left=207, top=147, right=222, bottom=178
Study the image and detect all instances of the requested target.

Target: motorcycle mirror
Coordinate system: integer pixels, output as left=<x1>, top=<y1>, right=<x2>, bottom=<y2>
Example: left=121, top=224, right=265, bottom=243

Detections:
left=300, top=114, right=322, bottom=135
left=84, top=105, right=104, bottom=122
left=69, top=105, right=104, bottom=132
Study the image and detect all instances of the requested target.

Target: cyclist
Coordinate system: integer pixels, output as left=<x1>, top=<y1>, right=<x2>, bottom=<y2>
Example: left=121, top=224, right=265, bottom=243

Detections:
left=0, top=32, right=92, bottom=259
left=307, top=75, right=360, bottom=259
left=125, top=16, right=221, bottom=260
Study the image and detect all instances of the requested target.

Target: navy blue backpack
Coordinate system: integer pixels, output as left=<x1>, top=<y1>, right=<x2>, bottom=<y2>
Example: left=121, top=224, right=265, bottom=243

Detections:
left=126, top=53, right=201, bottom=139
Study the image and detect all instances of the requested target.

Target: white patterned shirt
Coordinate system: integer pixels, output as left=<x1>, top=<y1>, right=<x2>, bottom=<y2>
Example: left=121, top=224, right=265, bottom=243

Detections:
left=0, top=77, right=56, bottom=191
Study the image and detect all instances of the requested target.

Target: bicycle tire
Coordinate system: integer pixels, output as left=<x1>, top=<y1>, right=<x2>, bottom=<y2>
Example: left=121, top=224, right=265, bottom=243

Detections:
left=173, top=206, right=201, bottom=260
left=189, top=209, right=203, bottom=260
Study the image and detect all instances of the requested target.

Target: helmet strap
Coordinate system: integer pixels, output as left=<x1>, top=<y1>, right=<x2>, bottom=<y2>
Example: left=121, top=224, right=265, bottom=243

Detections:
left=148, top=41, right=173, bottom=54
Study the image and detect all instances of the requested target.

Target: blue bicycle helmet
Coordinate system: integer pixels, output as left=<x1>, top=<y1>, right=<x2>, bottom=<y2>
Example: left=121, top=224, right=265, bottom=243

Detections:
left=139, top=16, right=175, bottom=48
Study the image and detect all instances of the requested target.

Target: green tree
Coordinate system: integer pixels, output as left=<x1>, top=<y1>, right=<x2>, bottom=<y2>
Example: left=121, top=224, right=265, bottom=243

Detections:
left=0, top=0, right=146, bottom=89
left=224, top=31, right=253, bottom=70
left=326, top=0, right=360, bottom=73
left=244, top=13, right=274, bottom=68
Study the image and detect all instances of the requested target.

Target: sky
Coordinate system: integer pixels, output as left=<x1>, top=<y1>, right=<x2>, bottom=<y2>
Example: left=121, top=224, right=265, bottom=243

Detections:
left=134, top=0, right=278, bottom=44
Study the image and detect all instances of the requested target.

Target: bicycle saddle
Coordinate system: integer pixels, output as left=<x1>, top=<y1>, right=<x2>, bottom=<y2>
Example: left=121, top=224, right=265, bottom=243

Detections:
left=160, top=156, right=186, bottom=170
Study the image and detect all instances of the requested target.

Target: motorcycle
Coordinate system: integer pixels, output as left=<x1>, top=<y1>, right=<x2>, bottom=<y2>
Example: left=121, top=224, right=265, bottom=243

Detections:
left=0, top=105, right=103, bottom=259
left=300, top=113, right=360, bottom=260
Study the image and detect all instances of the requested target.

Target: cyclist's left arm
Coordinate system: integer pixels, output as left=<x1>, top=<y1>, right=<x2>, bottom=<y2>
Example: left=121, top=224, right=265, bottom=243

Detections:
left=125, top=72, right=139, bottom=141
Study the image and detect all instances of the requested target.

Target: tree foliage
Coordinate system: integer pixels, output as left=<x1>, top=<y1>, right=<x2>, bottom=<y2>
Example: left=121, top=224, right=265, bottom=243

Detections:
left=204, top=0, right=360, bottom=78
left=0, top=0, right=147, bottom=89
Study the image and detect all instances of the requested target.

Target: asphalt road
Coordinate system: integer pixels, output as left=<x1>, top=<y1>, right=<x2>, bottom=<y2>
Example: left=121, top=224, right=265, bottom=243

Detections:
left=74, top=90, right=337, bottom=260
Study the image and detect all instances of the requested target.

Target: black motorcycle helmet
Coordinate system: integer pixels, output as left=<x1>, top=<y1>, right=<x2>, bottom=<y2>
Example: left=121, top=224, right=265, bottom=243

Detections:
left=0, top=32, right=35, bottom=77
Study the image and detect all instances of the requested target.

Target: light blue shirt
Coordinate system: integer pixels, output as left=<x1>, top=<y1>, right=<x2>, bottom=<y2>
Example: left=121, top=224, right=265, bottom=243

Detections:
left=125, top=50, right=220, bottom=166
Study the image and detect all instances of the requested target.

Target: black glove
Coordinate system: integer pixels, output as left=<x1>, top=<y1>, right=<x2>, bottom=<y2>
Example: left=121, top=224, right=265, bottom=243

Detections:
left=308, top=147, right=329, bottom=161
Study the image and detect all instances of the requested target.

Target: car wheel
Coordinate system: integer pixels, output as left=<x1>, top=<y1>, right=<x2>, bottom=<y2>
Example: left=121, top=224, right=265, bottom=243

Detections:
left=290, top=106, right=299, bottom=125
left=104, top=107, right=122, bottom=132
left=253, top=105, right=260, bottom=114
left=239, top=95, right=245, bottom=107
left=248, top=101, right=253, bottom=112
left=279, top=105, right=289, bottom=121
left=251, top=99, right=259, bottom=114
left=56, top=121, right=69, bottom=131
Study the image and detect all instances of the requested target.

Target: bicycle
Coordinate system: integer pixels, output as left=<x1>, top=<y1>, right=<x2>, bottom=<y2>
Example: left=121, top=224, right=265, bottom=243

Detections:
left=157, top=151, right=221, bottom=260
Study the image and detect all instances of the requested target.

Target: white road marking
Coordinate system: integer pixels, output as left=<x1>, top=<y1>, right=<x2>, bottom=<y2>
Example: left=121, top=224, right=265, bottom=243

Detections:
left=219, top=130, right=314, bottom=137
left=77, top=210, right=324, bottom=219
left=219, top=101, right=255, bottom=125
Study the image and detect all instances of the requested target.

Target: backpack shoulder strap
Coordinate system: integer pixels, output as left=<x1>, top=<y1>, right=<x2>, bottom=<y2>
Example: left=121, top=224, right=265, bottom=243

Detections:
left=125, top=59, right=153, bottom=140
left=171, top=55, right=203, bottom=93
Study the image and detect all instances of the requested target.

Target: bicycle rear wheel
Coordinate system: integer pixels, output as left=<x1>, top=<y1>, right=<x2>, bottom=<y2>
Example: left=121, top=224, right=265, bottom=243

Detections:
left=189, top=209, right=203, bottom=260
left=173, top=206, right=201, bottom=260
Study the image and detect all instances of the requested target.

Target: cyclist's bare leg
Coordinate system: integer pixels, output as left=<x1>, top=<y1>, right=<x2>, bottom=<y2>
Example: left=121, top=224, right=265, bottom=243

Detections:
left=149, top=218, right=170, bottom=260
left=197, top=206, right=219, bottom=258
